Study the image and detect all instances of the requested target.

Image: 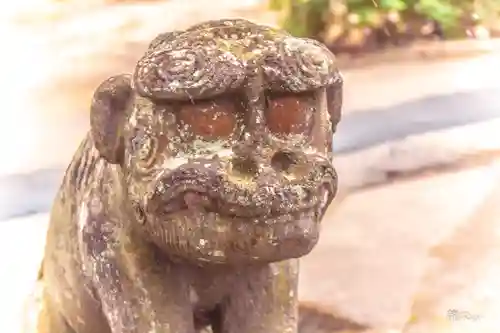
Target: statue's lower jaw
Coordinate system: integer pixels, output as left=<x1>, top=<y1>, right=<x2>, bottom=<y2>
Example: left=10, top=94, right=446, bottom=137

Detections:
left=146, top=209, right=322, bottom=265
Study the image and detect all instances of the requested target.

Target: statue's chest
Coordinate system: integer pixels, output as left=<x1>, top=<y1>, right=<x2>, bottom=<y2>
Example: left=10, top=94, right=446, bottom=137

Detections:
left=189, top=267, right=246, bottom=310
left=176, top=266, right=247, bottom=329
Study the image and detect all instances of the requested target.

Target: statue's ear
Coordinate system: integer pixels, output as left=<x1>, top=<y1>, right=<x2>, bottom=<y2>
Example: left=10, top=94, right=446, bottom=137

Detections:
left=325, top=74, right=343, bottom=133
left=90, top=74, right=133, bottom=164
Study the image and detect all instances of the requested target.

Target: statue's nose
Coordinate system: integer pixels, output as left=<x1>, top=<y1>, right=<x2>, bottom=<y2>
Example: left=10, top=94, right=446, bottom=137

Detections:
left=231, top=136, right=303, bottom=173
left=230, top=138, right=264, bottom=176
left=270, top=151, right=298, bottom=173
left=230, top=155, right=260, bottom=178
left=228, top=146, right=300, bottom=192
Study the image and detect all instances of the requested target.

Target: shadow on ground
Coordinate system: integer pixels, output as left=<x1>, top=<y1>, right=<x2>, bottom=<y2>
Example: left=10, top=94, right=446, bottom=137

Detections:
left=335, top=87, right=500, bottom=153
left=0, top=169, right=63, bottom=220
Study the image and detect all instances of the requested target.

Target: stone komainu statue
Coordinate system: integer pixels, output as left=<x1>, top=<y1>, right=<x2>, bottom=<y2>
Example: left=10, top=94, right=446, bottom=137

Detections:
left=33, top=18, right=363, bottom=333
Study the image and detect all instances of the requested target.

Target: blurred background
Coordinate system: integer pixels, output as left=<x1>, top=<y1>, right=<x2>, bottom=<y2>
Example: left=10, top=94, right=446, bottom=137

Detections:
left=2, top=0, right=500, bottom=332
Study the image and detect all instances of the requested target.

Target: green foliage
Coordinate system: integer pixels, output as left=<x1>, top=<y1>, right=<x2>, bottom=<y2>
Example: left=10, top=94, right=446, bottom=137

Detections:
left=272, top=0, right=330, bottom=37
left=345, top=0, right=406, bottom=27
left=269, top=0, right=470, bottom=39
left=269, top=0, right=286, bottom=11
left=414, top=0, right=462, bottom=27
left=348, top=0, right=407, bottom=11
left=378, top=0, right=408, bottom=11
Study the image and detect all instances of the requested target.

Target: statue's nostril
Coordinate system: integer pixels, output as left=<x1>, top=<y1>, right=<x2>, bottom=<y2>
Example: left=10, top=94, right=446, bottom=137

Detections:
left=230, top=156, right=259, bottom=176
left=271, top=151, right=296, bottom=172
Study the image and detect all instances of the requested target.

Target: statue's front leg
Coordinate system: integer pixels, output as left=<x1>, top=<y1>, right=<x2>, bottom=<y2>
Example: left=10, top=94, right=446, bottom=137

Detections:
left=79, top=196, right=196, bottom=333
left=220, top=260, right=299, bottom=333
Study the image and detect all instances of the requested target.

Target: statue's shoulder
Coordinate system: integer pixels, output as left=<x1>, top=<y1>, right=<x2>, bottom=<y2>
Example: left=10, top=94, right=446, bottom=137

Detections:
left=58, top=133, right=110, bottom=205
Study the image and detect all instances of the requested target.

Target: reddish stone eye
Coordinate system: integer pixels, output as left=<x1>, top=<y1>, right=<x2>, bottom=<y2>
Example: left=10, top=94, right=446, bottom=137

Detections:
left=178, top=99, right=237, bottom=140
left=266, top=95, right=312, bottom=135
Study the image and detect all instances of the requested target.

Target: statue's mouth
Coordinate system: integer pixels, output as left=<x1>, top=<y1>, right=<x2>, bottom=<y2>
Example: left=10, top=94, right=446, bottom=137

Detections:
left=140, top=163, right=337, bottom=264
left=156, top=182, right=332, bottom=220
left=146, top=165, right=336, bottom=220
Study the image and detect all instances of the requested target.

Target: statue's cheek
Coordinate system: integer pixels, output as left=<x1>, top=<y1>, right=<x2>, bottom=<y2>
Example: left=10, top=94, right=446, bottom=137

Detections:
left=124, top=108, right=175, bottom=179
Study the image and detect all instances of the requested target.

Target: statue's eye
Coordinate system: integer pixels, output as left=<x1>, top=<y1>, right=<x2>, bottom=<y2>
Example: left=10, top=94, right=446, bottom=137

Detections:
left=266, top=94, right=314, bottom=135
left=178, top=99, right=237, bottom=140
